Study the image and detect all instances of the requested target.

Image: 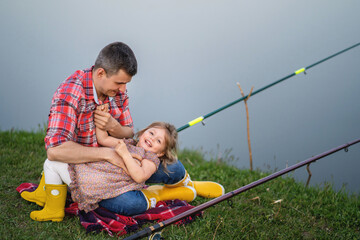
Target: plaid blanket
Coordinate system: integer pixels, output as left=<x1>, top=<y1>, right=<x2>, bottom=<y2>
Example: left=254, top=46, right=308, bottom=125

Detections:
left=17, top=183, right=202, bottom=237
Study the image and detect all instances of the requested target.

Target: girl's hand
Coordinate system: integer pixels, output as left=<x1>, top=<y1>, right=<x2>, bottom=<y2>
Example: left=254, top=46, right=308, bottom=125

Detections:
left=116, top=140, right=143, bottom=161
left=96, top=104, right=109, bottom=112
left=131, top=152, right=143, bottom=161
left=114, top=139, right=130, bottom=158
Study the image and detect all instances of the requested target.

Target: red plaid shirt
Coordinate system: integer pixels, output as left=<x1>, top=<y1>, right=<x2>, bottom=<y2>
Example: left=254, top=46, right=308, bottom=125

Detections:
left=45, top=67, right=133, bottom=149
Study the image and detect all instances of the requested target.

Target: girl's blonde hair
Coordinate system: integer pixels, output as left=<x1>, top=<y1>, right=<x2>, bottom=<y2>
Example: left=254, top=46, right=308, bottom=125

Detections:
left=135, top=122, right=178, bottom=171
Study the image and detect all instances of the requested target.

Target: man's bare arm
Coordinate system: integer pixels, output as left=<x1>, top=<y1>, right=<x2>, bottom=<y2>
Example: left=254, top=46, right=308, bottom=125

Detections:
left=108, top=124, right=134, bottom=139
left=94, top=109, right=134, bottom=139
left=47, top=141, right=119, bottom=164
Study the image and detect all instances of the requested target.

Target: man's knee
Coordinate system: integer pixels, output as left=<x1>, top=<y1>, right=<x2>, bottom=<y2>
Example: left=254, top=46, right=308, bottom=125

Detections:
left=122, top=196, right=147, bottom=215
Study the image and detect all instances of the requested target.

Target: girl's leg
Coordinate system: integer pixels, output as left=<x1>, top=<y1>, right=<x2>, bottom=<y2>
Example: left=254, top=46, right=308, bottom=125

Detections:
left=145, top=160, right=186, bottom=185
left=147, top=160, right=225, bottom=198
left=30, top=159, right=69, bottom=222
left=43, top=159, right=71, bottom=185
left=99, top=190, right=148, bottom=216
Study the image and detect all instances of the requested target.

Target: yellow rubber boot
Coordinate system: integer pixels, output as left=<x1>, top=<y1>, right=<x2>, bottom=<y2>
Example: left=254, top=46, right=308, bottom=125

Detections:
left=165, top=171, right=225, bottom=198
left=141, top=185, right=196, bottom=209
left=21, top=172, right=46, bottom=207
left=30, top=184, right=67, bottom=222
left=191, top=181, right=225, bottom=198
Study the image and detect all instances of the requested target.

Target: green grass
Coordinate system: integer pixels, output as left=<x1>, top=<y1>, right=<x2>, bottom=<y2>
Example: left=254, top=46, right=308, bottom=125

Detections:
left=1, top=130, right=359, bottom=239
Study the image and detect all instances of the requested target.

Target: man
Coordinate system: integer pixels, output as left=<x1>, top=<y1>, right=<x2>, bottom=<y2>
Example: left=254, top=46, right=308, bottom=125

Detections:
left=22, top=42, right=224, bottom=218
left=46, top=42, right=136, bottom=167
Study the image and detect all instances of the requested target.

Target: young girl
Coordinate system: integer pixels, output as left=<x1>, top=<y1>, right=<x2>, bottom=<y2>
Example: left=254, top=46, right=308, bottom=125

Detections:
left=24, top=105, right=196, bottom=222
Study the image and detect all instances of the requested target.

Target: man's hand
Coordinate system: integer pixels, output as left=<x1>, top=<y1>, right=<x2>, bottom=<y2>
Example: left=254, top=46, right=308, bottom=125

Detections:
left=94, top=109, right=118, bottom=131
left=94, top=104, right=134, bottom=139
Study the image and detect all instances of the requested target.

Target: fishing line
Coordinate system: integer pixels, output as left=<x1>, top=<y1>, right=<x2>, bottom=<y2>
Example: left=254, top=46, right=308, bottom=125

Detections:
left=177, top=42, right=360, bottom=132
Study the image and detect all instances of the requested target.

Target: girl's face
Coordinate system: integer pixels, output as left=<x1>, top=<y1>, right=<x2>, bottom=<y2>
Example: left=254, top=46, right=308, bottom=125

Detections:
left=137, top=127, right=166, bottom=157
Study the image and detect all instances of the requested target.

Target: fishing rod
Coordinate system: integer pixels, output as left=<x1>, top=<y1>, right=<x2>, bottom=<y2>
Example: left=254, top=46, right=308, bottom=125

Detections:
left=123, top=138, right=360, bottom=240
left=123, top=43, right=360, bottom=239
left=176, top=42, right=360, bottom=132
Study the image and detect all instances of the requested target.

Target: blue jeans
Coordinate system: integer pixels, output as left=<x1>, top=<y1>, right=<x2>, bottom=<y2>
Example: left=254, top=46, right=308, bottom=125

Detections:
left=99, top=160, right=186, bottom=216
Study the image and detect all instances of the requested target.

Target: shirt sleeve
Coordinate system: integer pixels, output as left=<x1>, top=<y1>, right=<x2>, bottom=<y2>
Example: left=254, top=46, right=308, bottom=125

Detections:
left=44, top=81, right=82, bottom=150
left=144, top=151, right=160, bottom=169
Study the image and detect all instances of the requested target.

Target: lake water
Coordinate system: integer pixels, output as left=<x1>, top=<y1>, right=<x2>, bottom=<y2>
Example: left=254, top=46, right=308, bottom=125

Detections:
left=1, top=0, right=359, bottom=195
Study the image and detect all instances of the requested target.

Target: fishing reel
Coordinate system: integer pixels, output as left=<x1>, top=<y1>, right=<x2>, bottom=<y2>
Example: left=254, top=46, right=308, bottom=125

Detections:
left=148, top=231, right=163, bottom=240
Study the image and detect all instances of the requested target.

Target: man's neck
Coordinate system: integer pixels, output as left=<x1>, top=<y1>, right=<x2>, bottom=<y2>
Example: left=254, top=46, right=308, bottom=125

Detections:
left=92, top=69, right=106, bottom=103
left=92, top=79, right=104, bottom=104
left=97, top=92, right=106, bottom=102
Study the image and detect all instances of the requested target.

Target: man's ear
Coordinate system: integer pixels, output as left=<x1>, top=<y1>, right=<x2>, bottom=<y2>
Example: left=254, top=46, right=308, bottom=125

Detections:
left=95, top=68, right=106, bottom=79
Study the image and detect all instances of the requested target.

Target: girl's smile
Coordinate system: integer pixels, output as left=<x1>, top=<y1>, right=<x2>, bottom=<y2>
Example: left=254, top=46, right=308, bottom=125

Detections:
left=137, top=127, right=166, bottom=157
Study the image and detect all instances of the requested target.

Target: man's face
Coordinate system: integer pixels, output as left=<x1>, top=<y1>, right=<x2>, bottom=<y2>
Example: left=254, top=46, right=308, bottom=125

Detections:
left=98, top=69, right=132, bottom=97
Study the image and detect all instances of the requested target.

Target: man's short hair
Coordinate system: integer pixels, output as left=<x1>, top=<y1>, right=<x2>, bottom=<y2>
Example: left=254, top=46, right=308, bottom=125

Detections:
left=94, top=42, right=137, bottom=76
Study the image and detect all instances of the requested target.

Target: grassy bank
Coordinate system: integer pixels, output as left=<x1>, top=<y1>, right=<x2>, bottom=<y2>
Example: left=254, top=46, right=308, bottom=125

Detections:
left=0, top=130, right=359, bottom=239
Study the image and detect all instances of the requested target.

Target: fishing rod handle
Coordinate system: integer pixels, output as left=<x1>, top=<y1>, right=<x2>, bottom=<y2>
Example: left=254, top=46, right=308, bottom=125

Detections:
left=122, top=223, right=163, bottom=240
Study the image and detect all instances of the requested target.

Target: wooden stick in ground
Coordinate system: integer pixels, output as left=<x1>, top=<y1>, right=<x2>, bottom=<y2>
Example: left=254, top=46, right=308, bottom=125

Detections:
left=306, top=163, right=312, bottom=187
left=237, top=83, right=254, bottom=171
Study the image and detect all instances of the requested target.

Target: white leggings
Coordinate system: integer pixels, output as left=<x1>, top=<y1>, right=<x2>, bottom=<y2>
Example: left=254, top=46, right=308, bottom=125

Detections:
left=43, top=159, right=72, bottom=186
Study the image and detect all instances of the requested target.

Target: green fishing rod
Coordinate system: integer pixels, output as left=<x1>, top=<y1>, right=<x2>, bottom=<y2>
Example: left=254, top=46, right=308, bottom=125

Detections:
left=177, top=42, right=360, bottom=132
